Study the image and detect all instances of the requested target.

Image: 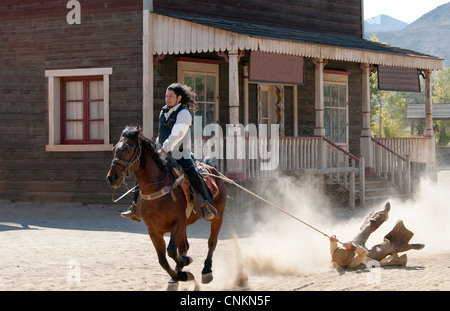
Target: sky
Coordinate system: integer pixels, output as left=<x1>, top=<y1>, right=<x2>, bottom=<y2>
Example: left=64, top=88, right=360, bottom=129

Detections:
left=364, top=0, right=450, bottom=24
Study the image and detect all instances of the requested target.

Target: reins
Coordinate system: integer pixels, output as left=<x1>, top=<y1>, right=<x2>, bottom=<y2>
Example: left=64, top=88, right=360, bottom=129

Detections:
left=201, top=171, right=343, bottom=246
left=111, top=171, right=168, bottom=203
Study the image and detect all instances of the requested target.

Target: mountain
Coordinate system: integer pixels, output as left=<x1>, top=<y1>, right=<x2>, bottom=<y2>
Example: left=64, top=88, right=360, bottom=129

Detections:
left=364, top=3, right=450, bottom=67
left=364, top=15, right=408, bottom=35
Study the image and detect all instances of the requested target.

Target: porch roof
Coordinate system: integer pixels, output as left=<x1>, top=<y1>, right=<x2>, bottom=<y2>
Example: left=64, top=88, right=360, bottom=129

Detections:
left=151, top=13, right=444, bottom=71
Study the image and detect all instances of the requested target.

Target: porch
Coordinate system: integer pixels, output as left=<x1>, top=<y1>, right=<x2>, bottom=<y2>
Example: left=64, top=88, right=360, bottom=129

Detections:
left=144, top=11, right=443, bottom=208
left=192, top=135, right=434, bottom=208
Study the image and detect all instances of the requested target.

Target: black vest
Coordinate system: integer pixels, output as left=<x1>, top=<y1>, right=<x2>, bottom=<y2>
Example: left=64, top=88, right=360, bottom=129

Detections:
left=158, top=105, right=187, bottom=149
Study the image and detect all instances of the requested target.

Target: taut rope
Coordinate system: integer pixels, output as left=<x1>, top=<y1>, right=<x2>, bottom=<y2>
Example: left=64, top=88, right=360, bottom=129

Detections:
left=202, top=171, right=343, bottom=246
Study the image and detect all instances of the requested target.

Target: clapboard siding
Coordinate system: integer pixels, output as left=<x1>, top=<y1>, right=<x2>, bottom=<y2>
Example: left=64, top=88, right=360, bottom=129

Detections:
left=0, top=5, right=142, bottom=204
left=0, top=0, right=142, bottom=20
left=153, top=0, right=362, bottom=38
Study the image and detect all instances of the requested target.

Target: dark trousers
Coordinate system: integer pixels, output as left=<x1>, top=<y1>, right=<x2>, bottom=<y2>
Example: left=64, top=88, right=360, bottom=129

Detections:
left=175, top=156, right=214, bottom=203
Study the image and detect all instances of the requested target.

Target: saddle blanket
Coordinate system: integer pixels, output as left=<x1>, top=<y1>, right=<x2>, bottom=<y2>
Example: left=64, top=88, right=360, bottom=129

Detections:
left=172, top=163, right=219, bottom=218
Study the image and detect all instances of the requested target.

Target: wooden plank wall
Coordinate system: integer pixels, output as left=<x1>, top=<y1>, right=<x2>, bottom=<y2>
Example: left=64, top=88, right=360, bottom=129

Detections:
left=0, top=1, right=143, bottom=204
left=0, top=0, right=141, bottom=20
left=153, top=0, right=363, bottom=38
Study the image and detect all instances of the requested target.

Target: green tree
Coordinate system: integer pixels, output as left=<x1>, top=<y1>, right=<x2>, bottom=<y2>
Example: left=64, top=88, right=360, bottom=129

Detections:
left=433, top=67, right=450, bottom=104
left=432, top=67, right=450, bottom=146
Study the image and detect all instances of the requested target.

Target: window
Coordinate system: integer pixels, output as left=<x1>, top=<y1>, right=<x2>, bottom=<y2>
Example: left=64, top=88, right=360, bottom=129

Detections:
left=323, top=72, right=349, bottom=145
left=177, top=59, right=219, bottom=137
left=45, top=68, right=113, bottom=152
left=184, top=74, right=217, bottom=130
left=61, top=77, right=104, bottom=144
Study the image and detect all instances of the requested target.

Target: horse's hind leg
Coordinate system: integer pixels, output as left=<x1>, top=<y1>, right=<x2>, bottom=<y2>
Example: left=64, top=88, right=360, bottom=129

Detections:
left=202, top=217, right=223, bottom=284
left=178, top=230, right=193, bottom=268
left=167, top=224, right=193, bottom=273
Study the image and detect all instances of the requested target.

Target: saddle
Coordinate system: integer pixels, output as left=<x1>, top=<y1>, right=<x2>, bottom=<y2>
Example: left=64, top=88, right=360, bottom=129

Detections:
left=171, top=161, right=219, bottom=219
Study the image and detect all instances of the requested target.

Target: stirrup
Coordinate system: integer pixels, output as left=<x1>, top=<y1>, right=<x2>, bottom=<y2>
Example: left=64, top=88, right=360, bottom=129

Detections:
left=201, top=206, right=215, bottom=221
left=121, top=203, right=141, bottom=222
left=205, top=201, right=219, bottom=218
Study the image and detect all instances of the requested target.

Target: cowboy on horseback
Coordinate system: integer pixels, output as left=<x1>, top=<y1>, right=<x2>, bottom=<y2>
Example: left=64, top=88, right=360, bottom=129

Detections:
left=121, top=83, right=217, bottom=222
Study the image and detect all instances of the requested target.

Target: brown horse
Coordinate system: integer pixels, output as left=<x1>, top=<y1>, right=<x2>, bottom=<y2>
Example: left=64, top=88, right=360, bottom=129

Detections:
left=106, top=126, right=227, bottom=288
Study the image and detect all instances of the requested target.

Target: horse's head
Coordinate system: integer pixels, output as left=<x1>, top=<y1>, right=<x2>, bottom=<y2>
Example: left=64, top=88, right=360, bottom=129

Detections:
left=106, top=126, right=142, bottom=188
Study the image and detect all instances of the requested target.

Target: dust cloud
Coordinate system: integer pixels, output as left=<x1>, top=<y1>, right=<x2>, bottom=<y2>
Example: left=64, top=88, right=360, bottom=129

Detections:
left=228, top=172, right=450, bottom=279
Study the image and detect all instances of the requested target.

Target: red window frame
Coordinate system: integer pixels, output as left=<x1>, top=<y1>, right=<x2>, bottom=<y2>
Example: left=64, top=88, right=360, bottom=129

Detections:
left=60, top=76, right=104, bottom=145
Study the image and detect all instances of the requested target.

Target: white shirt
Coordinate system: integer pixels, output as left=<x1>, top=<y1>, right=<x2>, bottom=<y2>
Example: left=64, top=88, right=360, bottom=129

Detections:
left=157, top=103, right=192, bottom=153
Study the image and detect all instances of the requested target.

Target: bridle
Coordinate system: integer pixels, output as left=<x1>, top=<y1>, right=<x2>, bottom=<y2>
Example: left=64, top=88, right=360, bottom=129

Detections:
left=111, top=137, right=142, bottom=179
left=109, top=136, right=170, bottom=202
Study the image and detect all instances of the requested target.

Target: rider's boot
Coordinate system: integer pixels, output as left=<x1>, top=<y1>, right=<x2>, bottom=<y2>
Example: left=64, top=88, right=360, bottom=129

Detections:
left=201, top=201, right=218, bottom=222
left=121, top=187, right=141, bottom=222
left=121, top=202, right=141, bottom=222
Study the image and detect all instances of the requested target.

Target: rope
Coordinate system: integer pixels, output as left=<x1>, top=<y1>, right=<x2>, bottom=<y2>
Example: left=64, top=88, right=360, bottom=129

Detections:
left=202, top=171, right=343, bottom=246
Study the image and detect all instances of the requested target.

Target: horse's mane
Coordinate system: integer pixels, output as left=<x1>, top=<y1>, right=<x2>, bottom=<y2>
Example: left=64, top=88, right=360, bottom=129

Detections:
left=121, top=126, right=170, bottom=171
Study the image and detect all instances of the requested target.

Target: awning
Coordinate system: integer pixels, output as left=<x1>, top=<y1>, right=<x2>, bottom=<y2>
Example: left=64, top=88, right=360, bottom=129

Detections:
left=150, top=13, right=444, bottom=71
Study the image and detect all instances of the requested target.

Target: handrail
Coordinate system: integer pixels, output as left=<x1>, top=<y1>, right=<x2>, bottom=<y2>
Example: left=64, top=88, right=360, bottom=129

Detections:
left=371, top=137, right=406, bottom=161
left=370, top=137, right=411, bottom=197
left=322, top=137, right=359, bottom=162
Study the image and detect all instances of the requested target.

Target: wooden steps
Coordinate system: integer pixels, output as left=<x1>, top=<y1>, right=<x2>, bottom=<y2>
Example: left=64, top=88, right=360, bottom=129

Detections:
left=325, top=173, right=409, bottom=208
left=357, top=174, right=408, bottom=207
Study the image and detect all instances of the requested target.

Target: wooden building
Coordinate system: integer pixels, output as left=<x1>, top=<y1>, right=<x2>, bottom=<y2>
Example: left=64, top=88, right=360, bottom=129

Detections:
left=0, top=0, right=444, bottom=205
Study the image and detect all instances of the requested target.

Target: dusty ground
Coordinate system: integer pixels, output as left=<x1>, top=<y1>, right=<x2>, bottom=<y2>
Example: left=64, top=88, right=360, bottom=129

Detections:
left=1, top=172, right=450, bottom=291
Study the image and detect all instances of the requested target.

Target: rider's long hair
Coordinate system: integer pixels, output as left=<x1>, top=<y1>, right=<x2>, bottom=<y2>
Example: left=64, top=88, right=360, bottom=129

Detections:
left=166, top=83, right=198, bottom=112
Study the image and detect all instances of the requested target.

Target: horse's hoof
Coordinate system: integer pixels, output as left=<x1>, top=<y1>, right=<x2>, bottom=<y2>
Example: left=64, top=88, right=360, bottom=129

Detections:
left=186, top=271, right=195, bottom=281
left=202, top=272, right=213, bottom=284
left=167, top=279, right=179, bottom=291
left=183, top=256, right=193, bottom=266
left=177, top=270, right=195, bottom=282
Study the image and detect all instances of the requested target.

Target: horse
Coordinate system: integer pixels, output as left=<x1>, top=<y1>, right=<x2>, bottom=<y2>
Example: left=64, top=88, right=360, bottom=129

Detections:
left=106, top=126, right=227, bottom=288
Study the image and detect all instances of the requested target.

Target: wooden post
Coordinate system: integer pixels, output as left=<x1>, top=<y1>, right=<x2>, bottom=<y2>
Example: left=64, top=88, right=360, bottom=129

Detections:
left=349, top=165, right=355, bottom=210
left=313, top=59, right=327, bottom=175
left=424, top=70, right=434, bottom=137
left=243, top=62, right=249, bottom=126
left=359, top=156, right=365, bottom=209
left=424, top=70, right=437, bottom=177
left=143, top=10, right=154, bottom=138
left=360, top=63, right=373, bottom=170
left=293, top=85, right=298, bottom=137
left=229, top=50, right=240, bottom=126
left=226, top=50, right=244, bottom=179
left=314, top=58, right=325, bottom=137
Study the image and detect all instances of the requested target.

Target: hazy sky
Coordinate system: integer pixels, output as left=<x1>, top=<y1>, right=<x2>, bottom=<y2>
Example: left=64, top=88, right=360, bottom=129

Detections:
left=364, top=0, right=450, bottom=23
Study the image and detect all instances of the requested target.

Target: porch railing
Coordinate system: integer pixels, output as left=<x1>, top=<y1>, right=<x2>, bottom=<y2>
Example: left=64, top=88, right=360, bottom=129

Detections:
left=193, top=136, right=362, bottom=208
left=243, top=137, right=322, bottom=179
left=371, top=137, right=411, bottom=196
left=374, top=137, right=432, bottom=163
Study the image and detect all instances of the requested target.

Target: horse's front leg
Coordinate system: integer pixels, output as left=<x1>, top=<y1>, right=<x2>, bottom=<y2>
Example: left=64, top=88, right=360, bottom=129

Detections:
left=148, top=230, right=179, bottom=282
